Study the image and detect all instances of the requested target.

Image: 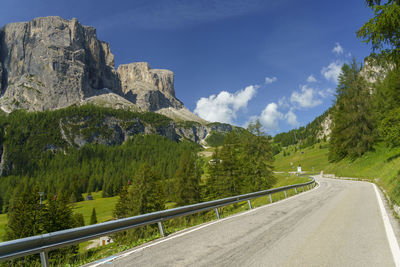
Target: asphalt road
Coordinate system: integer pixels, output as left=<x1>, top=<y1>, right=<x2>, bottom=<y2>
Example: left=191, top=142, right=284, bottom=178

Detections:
left=90, top=176, right=400, bottom=266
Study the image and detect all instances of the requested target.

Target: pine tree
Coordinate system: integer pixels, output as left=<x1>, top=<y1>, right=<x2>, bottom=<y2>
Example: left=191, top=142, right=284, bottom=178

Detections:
left=206, top=147, right=223, bottom=200
left=329, top=60, right=376, bottom=161
left=218, top=131, right=240, bottom=197
left=5, top=185, right=43, bottom=240
left=72, top=213, right=85, bottom=227
left=174, top=150, right=201, bottom=206
left=241, top=124, right=275, bottom=193
left=113, top=185, right=132, bottom=219
left=90, top=208, right=98, bottom=225
left=43, top=192, right=74, bottom=233
left=130, top=163, right=165, bottom=215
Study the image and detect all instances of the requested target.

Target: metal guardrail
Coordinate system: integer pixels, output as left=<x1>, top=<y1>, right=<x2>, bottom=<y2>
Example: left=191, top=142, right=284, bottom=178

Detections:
left=0, top=177, right=316, bottom=266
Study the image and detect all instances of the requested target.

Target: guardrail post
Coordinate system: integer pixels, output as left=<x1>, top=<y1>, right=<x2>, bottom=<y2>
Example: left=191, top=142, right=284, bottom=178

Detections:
left=284, top=190, right=287, bottom=198
left=294, top=187, right=297, bottom=194
left=40, top=251, right=49, bottom=267
left=157, top=222, right=165, bottom=237
left=307, top=185, right=310, bottom=190
left=247, top=200, right=252, bottom=209
left=215, top=208, right=220, bottom=219
left=269, top=194, right=273, bottom=203
left=303, top=186, right=305, bottom=192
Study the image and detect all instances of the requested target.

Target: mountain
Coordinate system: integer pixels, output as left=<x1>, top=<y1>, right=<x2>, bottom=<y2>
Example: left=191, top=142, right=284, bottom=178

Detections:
left=0, top=16, right=203, bottom=123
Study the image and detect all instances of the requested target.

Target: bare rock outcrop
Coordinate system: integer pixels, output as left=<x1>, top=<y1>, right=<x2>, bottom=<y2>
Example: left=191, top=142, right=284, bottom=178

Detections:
left=0, top=16, right=203, bottom=123
left=117, top=62, right=183, bottom=111
left=0, top=16, right=119, bottom=111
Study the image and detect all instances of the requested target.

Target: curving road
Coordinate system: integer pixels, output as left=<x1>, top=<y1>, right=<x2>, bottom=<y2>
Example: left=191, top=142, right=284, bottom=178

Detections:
left=88, top=176, right=400, bottom=266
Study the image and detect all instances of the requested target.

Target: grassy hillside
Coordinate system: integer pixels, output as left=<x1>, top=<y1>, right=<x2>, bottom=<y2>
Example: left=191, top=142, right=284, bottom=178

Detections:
left=274, top=142, right=400, bottom=204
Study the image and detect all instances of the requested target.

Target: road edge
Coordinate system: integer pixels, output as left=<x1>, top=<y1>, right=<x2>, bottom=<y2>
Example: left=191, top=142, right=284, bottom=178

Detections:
left=374, top=184, right=400, bottom=267
left=85, top=178, right=321, bottom=267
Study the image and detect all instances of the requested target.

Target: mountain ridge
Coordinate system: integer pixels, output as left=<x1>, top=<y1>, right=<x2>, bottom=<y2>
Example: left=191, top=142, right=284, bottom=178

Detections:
left=0, top=16, right=204, bottom=123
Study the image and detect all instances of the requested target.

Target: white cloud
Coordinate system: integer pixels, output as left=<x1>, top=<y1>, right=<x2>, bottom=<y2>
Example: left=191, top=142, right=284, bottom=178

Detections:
left=306, top=75, right=317, bottom=83
left=285, top=109, right=299, bottom=127
left=321, top=61, right=342, bottom=83
left=332, top=42, right=344, bottom=55
left=265, top=76, right=277, bottom=84
left=259, top=102, right=284, bottom=132
left=327, top=87, right=335, bottom=95
left=290, top=85, right=323, bottom=108
left=278, top=97, right=289, bottom=108
left=194, top=85, right=258, bottom=123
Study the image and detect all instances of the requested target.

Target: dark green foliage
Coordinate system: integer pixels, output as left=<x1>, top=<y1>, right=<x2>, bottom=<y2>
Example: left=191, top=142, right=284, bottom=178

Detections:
left=371, top=66, right=400, bottom=147
left=380, top=108, right=400, bottom=147
left=174, top=150, right=202, bottom=205
left=240, top=125, right=275, bottom=193
left=0, top=129, right=200, bottom=210
left=113, top=185, right=131, bottom=219
left=205, top=131, right=226, bottom=147
left=358, top=0, right=400, bottom=62
left=4, top=183, right=81, bottom=264
left=113, top=163, right=165, bottom=243
left=0, top=104, right=173, bottom=178
left=132, top=163, right=165, bottom=215
left=5, top=185, right=44, bottom=240
left=329, top=61, right=376, bottom=161
left=90, top=208, right=98, bottom=225
left=206, top=126, right=275, bottom=199
left=43, top=192, right=74, bottom=233
left=72, top=213, right=85, bottom=227
left=114, top=163, right=165, bottom=219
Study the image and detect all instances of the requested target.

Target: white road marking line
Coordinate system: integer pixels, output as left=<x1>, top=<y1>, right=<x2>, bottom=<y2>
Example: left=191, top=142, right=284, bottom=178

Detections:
left=88, top=180, right=320, bottom=266
left=374, top=184, right=400, bottom=267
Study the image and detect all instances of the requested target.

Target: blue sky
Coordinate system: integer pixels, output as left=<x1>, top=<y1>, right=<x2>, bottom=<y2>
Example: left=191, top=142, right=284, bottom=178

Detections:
left=0, top=0, right=374, bottom=135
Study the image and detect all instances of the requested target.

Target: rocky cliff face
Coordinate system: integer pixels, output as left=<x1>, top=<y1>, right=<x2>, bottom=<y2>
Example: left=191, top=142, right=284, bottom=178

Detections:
left=0, top=16, right=200, bottom=122
left=117, top=62, right=183, bottom=111
left=0, top=17, right=119, bottom=112
left=59, top=114, right=232, bottom=148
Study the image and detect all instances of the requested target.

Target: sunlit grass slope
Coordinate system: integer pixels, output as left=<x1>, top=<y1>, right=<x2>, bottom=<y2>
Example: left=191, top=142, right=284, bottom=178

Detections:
left=274, top=142, right=400, bottom=204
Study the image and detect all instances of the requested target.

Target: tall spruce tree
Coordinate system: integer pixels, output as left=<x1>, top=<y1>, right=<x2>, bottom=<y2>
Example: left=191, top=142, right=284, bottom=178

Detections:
left=114, top=163, right=165, bottom=219
left=218, top=131, right=242, bottom=197
left=113, top=185, right=132, bottom=219
left=174, top=150, right=201, bottom=206
left=5, top=185, right=43, bottom=240
left=329, top=60, right=376, bottom=161
left=241, top=121, right=275, bottom=193
left=90, top=208, right=98, bottom=225
left=43, top=192, right=74, bottom=233
left=207, top=148, right=224, bottom=200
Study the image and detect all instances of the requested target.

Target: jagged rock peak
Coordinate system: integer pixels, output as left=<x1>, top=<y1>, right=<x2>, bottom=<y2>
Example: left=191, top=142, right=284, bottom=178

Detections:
left=0, top=16, right=119, bottom=112
left=118, top=62, right=175, bottom=97
left=117, top=62, right=183, bottom=111
left=0, top=16, right=203, bottom=124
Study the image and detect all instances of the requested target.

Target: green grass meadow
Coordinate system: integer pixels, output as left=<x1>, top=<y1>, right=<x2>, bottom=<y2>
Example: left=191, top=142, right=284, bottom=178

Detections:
left=77, top=192, right=119, bottom=225
left=274, top=142, right=400, bottom=204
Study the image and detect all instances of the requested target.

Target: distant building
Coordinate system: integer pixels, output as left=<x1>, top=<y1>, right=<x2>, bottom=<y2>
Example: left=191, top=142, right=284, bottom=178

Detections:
left=100, top=236, right=113, bottom=246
